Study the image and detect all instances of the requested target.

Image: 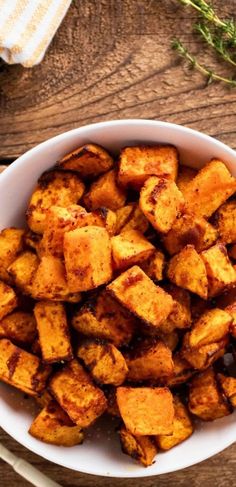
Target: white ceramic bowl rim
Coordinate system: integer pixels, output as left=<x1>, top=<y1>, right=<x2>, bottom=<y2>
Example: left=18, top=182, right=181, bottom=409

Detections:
left=0, top=119, right=236, bottom=478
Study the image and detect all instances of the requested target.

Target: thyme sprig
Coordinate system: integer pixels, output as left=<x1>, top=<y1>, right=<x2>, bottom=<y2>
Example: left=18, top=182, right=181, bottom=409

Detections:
left=174, top=1, right=236, bottom=87
left=172, top=39, right=236, bottom=87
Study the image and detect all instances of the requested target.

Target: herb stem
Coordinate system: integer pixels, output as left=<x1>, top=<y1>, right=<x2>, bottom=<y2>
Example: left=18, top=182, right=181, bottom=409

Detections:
left=195, top=22, right=236, bottom=67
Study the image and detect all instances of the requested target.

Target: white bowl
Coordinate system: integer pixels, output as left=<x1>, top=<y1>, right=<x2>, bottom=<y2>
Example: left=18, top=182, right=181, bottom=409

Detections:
left=0, top=120, right=235, bottom=478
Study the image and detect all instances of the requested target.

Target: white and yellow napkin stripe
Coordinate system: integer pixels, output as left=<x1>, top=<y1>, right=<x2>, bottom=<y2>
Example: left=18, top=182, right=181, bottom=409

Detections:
left=0, top=0, right=71, bottom=67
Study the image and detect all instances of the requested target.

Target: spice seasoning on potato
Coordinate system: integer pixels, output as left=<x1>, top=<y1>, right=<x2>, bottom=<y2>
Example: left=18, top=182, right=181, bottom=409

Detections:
left=84, top=169, right=126, bottom=211
left=50, top=359, right=107, bottom=428
left=125, top=339, right=173, bottom=382
left=119, top=426, right=157, bottom=466
left=0, top=311, right=37, bottom=346
left=29, top=400, right=84, bottom=446
left=118, top=145, right=178, bottom=189
left=140, top=176, right=184, bottom=233
left=111, top=229, right=155, bottom=270
left=64, top=226, right=112, bottom=292
left=156, top=396, right=194, bottom=451
left=107, top=265, right=174, bottom=330
left=34, top=301, right=73, bottom=364
left=167, top=245, right=208, bottom=299
left=0, top=281, right=18, bottom=320
left=201, top=243, right=236, bottom=297
left=116, top=386, right=174, bottom=435
left=0, top=228, right=25, bottom=282
left=57, top=143, right=114, bottom=177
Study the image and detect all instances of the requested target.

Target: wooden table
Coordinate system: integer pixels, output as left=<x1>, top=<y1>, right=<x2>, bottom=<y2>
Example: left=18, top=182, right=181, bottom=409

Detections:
left=0, top=1, right=236, bottom=485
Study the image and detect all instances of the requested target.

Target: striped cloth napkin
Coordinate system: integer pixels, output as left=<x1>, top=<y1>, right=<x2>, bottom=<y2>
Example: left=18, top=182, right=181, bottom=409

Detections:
left=0, top=0, right=72, bottom=67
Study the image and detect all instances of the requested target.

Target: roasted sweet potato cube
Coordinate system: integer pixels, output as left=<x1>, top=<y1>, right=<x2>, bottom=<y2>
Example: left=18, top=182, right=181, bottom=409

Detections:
left=57, top=143, right=114, bottom=177
left=121, top=203, right=149, bottom=234
left=188, top=308, right=232, bottom=349
left=215, top=200, right=236, bottom=244
left=0, top=228, right=25, bottom=282
left=84, top=169, right=126, bottom=211
left=140, top=249, right=165, bottom=282
left=72, top=290, right=135, bottom=346
left=64, top=226, right=112, bottom=292
left=201, top=243, right=236, bottom=297
left=0, top=338, right=51, bottom=396
left=188, top=368, right=231, bottom=421
left=34, top=301, right=73, bottom=364
left=26, top=170, right=85, bottom=234
left=91, top=208, right=117, bottom=236
left=228, top=244, right=236, bottom=260
left=8, top=251, right=39, bottom=295
left=139, top=176, right=184, bottom=234
left=107, top=266, right=174, bottom=330
left=0, top=281, right=17, bottom=320
left=32, top=255, right=81, bottom=302
left=217, top=374, right=236, bottom=407
left=115, top=205, right=134, bottom=234
left=36, top=389, right=53, bottom=407
left=40, top=205, right=88, bottom=258
left=50, top=359, right=107, bottom=427
left=167, top=245, right=208, bottom=299
left=183, top=159, right=236, bottom=218
left=126, top=339, right=173, bottom=382
left=111, top=230, right=155, bottom=270
left=156, top=396, right=194, bottom=450
left=0, top=311, right=37, bottom=346
left=225, top=303, right=236, bottom=338
left=116, top=386, right=174, bottom=435
left=160, top=285, right=191, bottom=332
left=118, top=145, right=178, bottom=189
left=77, top=340, right=128, bottom=386
left=29, top=400, right=84, bottom=446
left=166, top=353, right=194, bottom=387
left=176, top=165, right=197, bottom=195
left=163, top=213, right=218, bottom=255
left=119, top=426, right=157, bottom=467
left=182, top=338, right=227, bottom=371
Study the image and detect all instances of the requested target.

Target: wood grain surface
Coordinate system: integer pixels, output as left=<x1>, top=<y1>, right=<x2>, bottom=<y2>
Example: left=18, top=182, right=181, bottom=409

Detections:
left=0, top=1, right=236, bottom=486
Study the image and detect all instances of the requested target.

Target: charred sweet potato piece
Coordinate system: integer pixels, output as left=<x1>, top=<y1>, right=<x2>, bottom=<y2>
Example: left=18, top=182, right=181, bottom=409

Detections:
left=26, top=170, right=85, bottom=234
left=0, top=311, right=37, bottom=346
left=125, top=339, right=173, bottom=382
left=77, top=340, right=128, bottom=386
left=160, top=285, right=191, bottom=333
left=0, top=338, right=51, bottom=396
left=8, top=251, right=39, bottom=295
left=156, top=396, right=194, bottom=450
left=217, top=374, right=236, bottom=407
left=32, top=255, right=81, bottom=302
left=29, top=400, right=84, bottom=446
left=214, top=200, right=236, bottom=244
left=111, top=230, right=155, bottom=270
left=50, top=359, right=107, bottom=427
left=36, top=389, right=53, bottom=407
left=120, top=203, right=149, bottom=234
left=188, top=368, right=231, bottom=421
left=188, top=308, right=232, bottom=349
left=176, top=165, right=197, bottom=195
left=0, top=281, right=18, bottom=320
left=201, top=243, right=236, bottom=297
left=72, top=290, right=135, bottom=346
left=0, top=228, right=25, bottom=282
left=64, top=226, right=112, bottom=292
left=107, top=266, right=174, bottom=330
left=118, top=145, right=178, bottom=189
left=163, top=213, right=218, bottom=255
left=119, top=426, right=157, bottom=467
left=34, top=301, right=73, bottom=364
left=167, top=245, right=208, bottom=299
left=139, top=176, right=184, bottom=234
left=140, top=249, right=165, bottom=282
left=116, top=386, right=174, bottom=435
left=57, top=143, right=114, bottom=177
left=84, top=169, right=126, bottom=211
left=182, top=337, right=227, bottom=371
left=24, top=230, right=42, bottom=254
left=183, top=159, right=236, bottom=218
